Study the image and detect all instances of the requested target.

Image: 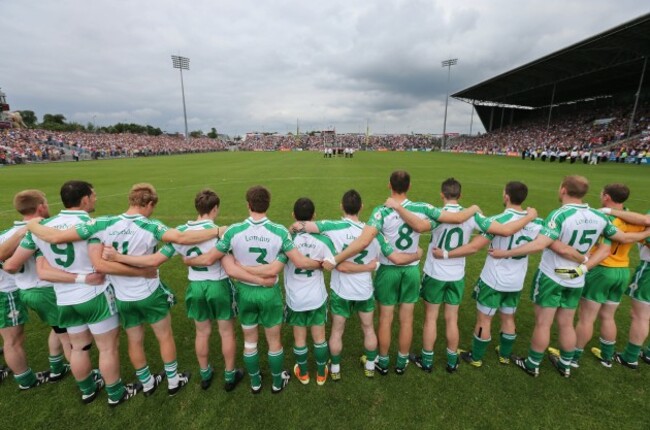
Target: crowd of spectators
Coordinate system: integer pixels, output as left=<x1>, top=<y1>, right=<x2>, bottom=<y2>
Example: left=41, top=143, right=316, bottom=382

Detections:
left=1, top=129, right=228, bottom=164
left=448, top=102, right=650, bottom=162
left=236, top=133, right=434, bottom=151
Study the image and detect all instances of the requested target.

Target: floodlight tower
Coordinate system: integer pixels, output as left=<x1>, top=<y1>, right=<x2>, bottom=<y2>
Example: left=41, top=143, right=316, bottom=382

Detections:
left=441, top=58, right=458, bottom=150
left=171, top=55, right=190, bottom=139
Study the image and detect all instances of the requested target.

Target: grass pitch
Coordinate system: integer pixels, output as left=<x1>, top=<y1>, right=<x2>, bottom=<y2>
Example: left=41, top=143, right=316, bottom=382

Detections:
left=0, top=152, right=649, bottom=429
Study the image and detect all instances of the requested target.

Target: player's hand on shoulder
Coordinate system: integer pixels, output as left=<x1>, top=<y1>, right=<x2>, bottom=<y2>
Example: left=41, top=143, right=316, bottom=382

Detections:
left=525, top=207, right=538, bottom=218
left=289, top=222, right=303, bottom=234
left=470, top=204, right=482, bottom=214
left=384, top=198, right=399, bottom=209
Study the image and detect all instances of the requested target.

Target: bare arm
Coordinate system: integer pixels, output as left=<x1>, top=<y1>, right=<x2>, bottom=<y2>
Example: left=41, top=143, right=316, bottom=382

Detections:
left=489, top=234, right=554, bottom=259
left=332, top=226, right=378, bottom=265
left=437, top=205, right=481, bottom=224
left=0, top=227, right=27, bottom=261
left=36, top=256, right=106, bottom=285
left=432, top=235, right=490, bottom=259
left=385, top=202, right=431, bottom=233
left=102, top=245, right=169, bottom=268
left=605, top=209, right=650, bottom=227
left=584, top=242, right=611, bottom=269
left=609, top=228, right=650, bottom=244
left=548, top=240, right=588, bottom=264
left=3, top=247, right=35, bottom=274
left=286, top=248, right=322, bottom=270
left=88, top=243, right=156, bottom=277
left=486, top=209, right=538, bottom=237
left=386, top=248, right=423, bottom=265
left=220, top=255, right=276, bottom=286
left=27, top=219, right=81, bottom=244
left=183, top=248, right=226, bottom=267
left=337, top=259, right=378, bottom=274
left=161, top=228, right=220, bottom=245
left=238, top=259, right=285, bottom=277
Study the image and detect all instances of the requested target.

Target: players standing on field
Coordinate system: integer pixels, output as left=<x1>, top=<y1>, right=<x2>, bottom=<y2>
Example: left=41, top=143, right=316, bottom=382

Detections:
left=490, top=176, right=650, bottom=378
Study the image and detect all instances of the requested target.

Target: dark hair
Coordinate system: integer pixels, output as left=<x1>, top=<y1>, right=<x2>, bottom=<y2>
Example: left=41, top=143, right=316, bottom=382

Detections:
left=389, top=170, right=410, bottom=194
left=505, top=181, right=528, bottom=205
left=293, top=197, right=315, bottom=221
left=342, top=189, right=362, bottom=215
left=195, top=189, right=220, bottom=215
left=602, top=183, right=629, bottom=204
left=561, top=175, right=589, bottom=198
left=60, top=181, right=93, bottom=208
left=441, top=177, right=461, bottom=199
left=246, top=185, right=271, bottom=213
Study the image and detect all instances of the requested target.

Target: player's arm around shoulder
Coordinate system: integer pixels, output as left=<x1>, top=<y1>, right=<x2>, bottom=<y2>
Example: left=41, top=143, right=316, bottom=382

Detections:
left=384, top=199, right=432, bottom=233
left=88, top=242, right=156, bottom=278
left=161, top=221, right=219, bottom=245
left=436, top=234, right=490, bottom=259
left=36, top=255, right=105, bottom=285
left=102, top=244, right=170, bottom=268
left=331, top=224, right=378, bottom=267
left=437, top=204, right=481, bottom=225
left=486, top=208, right=538, bottom=237
left=27, top=217, right=83, bottom=244
left=602, top=208, right=650, bottom=227
left=0, top=226, right=28, bottom=261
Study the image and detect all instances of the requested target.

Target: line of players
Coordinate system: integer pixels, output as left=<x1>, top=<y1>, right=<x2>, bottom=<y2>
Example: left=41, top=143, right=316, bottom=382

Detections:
left=0, top=173, right=649, bottom=408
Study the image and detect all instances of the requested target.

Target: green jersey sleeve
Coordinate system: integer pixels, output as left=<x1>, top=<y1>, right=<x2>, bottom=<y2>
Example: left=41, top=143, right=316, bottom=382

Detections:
left=159, top=242, right=177, bottom=258
left=473, top=212, right=493, bottom=233
left=216, top=227, right=234, bottom=254
left=20, top=231, right=36, bottom=250
left=377, top=233, right=395, bottom=257
left=540, top=210, right=562, bottom=240
left=602, top=219, right=619, bottom=239
left=367, top=206, right=386, bottom=230
left=76, top=218, right=108, bottom=240
left=277, top=252, right=289, bottom=264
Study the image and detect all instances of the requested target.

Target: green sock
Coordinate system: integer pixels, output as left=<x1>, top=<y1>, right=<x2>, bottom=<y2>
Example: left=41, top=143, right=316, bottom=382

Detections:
left=293, top=345, right=309, bottom=374
left=599, top=338, right=615, bottom=361
left=331, top=354, right=341, bottom=365
left=243, top=350, right=261, bottom=387
left=396, top=352, right=409, bottom=369
left=573, top=348, right=584, bottom=363
left=645, top=345, right=650, bottom=356
left=471, top=334, right=491, bottom=361
left=377, top=355, right=390, bottom=370
left=499, top=332, right=516, bottom=358
left=447, top=349, right=458, bottom=367
left=364, top=349, right=378, bottom=363
left=200, top=364, right=213, bottom=382
left=525, top=348, right=544, bottom=369
left=135, top=365, right=153, bottom=389
left=314, top=342, right=329, bottom=377
left=421, top=349, right=434, bottom=368
left=224, top=369, right=235, bottom=383
left=164, top=360, right=180, bottom=388
left=76, top=372, right=97, bottom=395
left=105, top=379, right=126, bottom=401
left=559, top=349, right=574, bottom=370
left=14, top=368, right=37, bottom=388
left=622, top=342, right=641, bottom=363
left=268, top=349, right=285, bottom=389
left=48, top=354, right=65, bottom=375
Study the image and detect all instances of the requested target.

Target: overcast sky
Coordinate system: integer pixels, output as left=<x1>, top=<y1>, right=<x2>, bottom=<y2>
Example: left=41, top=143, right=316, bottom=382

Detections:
left=1, top=1, right=648, bottom=137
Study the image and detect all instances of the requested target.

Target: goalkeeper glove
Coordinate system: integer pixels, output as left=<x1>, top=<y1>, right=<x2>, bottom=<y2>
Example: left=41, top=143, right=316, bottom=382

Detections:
left=555, top=264, right=588, bottom=280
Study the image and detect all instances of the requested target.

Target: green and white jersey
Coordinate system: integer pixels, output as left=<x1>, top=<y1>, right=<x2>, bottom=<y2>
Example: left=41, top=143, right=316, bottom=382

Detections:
left=367, top=199, right=442, bottom=266
left=160, top=220, right=227, bottom=282
left=0, top=223, right=20, bottom=293
left=539, top=203, right=618, bottom=287
left=76, top=213, right=168, bottom=301
left=216, top=216, right=295, bottom=286
left=282, top=232, right=335, bottom=312
left=423, top=204, right=493, bottom=281
left=20, top=210, right=109, bottom=305
left=2, top=222, right=50, bottom=291
left=316, top=218, right=394, bottom=300
left=479, top=209, right=543, bottom=292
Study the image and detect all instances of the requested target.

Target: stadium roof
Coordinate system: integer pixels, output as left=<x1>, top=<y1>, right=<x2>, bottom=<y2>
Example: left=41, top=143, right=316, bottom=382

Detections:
left=452, top=13, right=650, bottom=108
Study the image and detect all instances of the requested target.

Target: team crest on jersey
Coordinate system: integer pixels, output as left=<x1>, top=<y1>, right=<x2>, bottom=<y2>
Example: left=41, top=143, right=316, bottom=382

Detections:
left=374, top=212, right=382, bottom=220
left=547, top=220, right=557, bottom=229
left=86, top=219, right=96, bottom=225
left=426, top=204, right=433, bottom=209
